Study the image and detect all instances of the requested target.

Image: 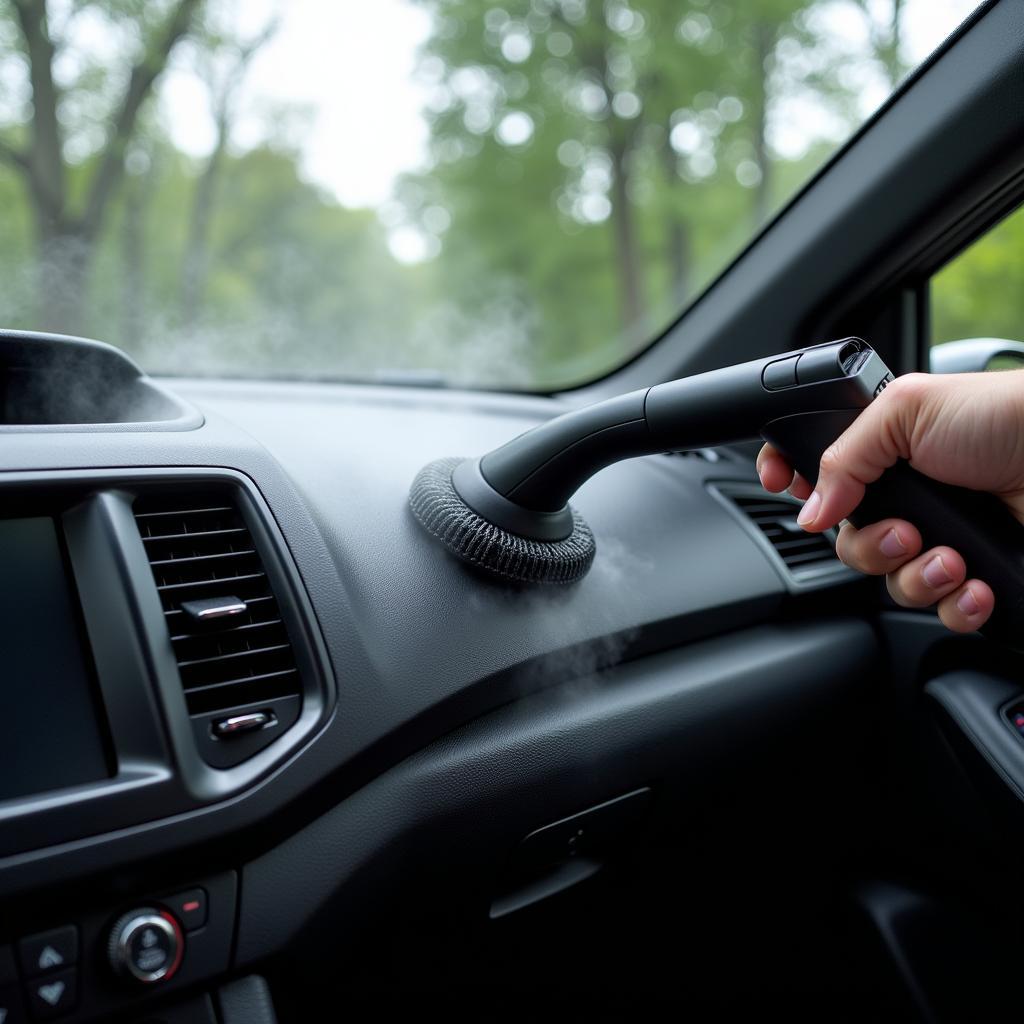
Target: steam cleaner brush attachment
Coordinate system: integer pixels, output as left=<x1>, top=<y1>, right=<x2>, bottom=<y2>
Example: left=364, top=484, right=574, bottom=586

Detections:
left=409, top=456, right=596, bottom=585
left=410, top=337, right=1024, bottom=652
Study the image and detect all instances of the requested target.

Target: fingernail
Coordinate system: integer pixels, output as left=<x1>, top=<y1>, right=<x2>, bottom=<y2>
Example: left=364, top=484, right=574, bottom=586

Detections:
left=880, top=529, right=906, bottom=558
left=957, top=587, right=980, bottom=616
left=797, top=491, right=821, bottom=527
left=922, top=555, right=952, bottom=588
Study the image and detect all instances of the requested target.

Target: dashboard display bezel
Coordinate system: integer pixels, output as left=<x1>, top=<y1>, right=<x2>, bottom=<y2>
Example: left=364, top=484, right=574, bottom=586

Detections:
left=0, top=468, right=333, bottom=862
left=0, top=513, right=115, bottom=800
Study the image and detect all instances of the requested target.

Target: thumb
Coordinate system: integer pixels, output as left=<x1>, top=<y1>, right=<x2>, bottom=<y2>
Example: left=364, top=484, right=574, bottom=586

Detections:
left=797, top=374, right=924, bottom=531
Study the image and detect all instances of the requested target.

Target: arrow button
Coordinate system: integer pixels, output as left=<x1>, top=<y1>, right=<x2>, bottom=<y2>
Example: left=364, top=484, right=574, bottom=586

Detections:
left=16, top=927, right=77, bottom=979
left=26, top=968, right=76, bottom=1020
left=35, top=949, right=62, bottom=972
left=35, top=982, right=63, bottom=1007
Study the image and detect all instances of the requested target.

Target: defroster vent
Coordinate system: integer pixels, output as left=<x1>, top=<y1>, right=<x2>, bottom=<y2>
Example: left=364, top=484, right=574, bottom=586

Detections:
left=134, top=491, right=304, bottom=768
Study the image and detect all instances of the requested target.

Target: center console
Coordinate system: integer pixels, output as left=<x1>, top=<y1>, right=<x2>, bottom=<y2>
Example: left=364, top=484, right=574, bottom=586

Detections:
left=0, top=471, right=331, bottom=1022
left=1, top=873, right=236, bottom=1022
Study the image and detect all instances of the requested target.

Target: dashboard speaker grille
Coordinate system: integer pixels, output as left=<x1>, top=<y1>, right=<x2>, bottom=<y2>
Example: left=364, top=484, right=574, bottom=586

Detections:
left=133, top=494, right=302, bottom=719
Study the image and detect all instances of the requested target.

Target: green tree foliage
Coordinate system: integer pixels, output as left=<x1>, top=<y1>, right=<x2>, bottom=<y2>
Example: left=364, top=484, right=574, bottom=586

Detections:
left=0, top=0, right=204, bottom=327
left=86, top=143, right=426, bottom=377
left=0, top=0, right=427, bottom=378
left=932, top=203, right=1024, bottom=347
left=399, top=0, right=877, bottom=386
left=0, top=0, right=992, bottom=388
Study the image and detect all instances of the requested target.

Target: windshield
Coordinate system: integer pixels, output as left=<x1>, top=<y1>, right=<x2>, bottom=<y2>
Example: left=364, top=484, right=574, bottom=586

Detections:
left=0, top=0, right=980, bottom=389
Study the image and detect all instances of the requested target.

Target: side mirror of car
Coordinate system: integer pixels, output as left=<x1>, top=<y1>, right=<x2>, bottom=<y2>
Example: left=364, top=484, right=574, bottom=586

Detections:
left=929, top=337, right=1024, bottom=374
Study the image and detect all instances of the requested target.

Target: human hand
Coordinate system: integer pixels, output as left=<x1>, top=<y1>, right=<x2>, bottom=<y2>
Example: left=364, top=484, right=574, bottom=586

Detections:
left=756, top=371, right=1024, bottom=632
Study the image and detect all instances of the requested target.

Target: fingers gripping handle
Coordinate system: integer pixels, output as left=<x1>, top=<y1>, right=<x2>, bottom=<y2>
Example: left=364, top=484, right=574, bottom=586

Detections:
left=763, top=410, right=1024, bottom=647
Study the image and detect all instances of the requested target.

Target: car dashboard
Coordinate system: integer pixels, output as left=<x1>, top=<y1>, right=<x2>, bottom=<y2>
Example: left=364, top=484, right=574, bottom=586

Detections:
left=0, top=333, right=889, bottom=1021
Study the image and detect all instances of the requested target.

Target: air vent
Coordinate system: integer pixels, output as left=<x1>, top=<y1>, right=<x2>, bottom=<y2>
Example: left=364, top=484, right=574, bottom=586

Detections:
left=711, top=484, right=853, bottom=587
left=134, top=491, right=303, bottom=768
left=664, top=448, right=722, bottom=463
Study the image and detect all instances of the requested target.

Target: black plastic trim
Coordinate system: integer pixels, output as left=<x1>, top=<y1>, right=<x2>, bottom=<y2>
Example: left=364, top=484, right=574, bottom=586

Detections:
left=0, top=469, right=333, bottom=858
left=925, top=671, right=1024, bottom=804
left=234, top=618, right=876, bottom=964
left=451, top=456, right=573, bottom=540
left=707, top=481, right=856, bottom=593
left=0, top=382, right=793, bottom=903
left=0, top=330, right=202, bottom=432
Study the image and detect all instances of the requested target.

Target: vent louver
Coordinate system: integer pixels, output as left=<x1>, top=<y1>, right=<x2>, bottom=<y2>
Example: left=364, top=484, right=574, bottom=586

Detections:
left=719, top=489, right=849, bottom=584
left=134, top=491, right=303, bottom=767
left=664, top=448, right=723, bottom=463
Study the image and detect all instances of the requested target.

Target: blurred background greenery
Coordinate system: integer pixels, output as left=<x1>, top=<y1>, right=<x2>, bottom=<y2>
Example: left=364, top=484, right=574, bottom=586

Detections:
left=931, top=202, right=1024, bottom=348
left=0, top=0, right=993, bottom=388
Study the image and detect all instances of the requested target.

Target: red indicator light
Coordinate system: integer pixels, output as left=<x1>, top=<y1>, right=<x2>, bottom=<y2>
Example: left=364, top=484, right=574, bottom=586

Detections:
left=1015, top=716, right=1024, bottom=727
left=182, top=900, right=200, bottom=912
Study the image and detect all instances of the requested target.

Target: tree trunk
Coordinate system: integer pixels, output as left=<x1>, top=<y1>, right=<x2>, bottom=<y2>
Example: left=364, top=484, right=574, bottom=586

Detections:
left=34, top=222, right=93, bottom=334
left=609, top=135, right=645, bottom=336
left=751, top=21, right=774, bottom=230
left=856, top=0, right=904, bottom=88
left=12, top=0, right=64, bottom=223
left=884, top=0, right=904, bottom=87
left=7, top=0, right=202, bottom=333
left=180, top=131, right=227, bottom=330
left=178, top=20, right=279, bottom=330
left=120, top=173, right=146, bottom=346
left=660, top=140, right=689, bottom=305
left=666, top=219, right=690, bottom=307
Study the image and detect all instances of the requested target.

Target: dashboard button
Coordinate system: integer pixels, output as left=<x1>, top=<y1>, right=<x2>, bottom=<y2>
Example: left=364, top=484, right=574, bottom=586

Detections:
left=165, top=888, right=207, bottom=932
left=0, top=982, right=27, bottom=1024
left=25, top=968, right=76, bottom=1020
left=108, top=909, right=183, bottom=985
left=16, top=928, right=77, bottom=979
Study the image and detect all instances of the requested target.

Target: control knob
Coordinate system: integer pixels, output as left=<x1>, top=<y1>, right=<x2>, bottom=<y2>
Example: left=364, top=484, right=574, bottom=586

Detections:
left=107, top=908, right=183, bottom=984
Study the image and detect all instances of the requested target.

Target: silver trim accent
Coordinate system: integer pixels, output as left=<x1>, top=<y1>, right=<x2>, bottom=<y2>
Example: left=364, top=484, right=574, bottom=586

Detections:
left=114, top=913, right=178, bottom=984
left=181, top=597, right=247, bottom=622
left=213, top=711, right=273, bottom=737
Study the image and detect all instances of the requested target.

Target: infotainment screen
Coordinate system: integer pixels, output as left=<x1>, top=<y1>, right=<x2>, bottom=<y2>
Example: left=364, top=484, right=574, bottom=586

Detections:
left=0, top=517, right=111, bottom=801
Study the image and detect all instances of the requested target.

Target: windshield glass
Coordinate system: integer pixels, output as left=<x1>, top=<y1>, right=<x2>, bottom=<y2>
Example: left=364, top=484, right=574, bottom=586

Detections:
left=0, top=0, right=980, bottom=388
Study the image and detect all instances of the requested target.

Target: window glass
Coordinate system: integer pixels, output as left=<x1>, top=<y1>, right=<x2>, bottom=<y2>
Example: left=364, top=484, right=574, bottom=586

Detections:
left=932, top=202, right=1024, bottom=352
left=0, top=0, right=982, bottom=388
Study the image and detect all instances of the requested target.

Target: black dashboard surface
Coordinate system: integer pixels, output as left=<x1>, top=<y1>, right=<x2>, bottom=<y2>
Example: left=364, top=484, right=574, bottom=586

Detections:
left=0, top=373, right=893, bottom=1024
left=5, top=378, right=786, bottom=758
left=176, top=379, right=786, bottom=709
left=0, top=378, right=814, bottom=890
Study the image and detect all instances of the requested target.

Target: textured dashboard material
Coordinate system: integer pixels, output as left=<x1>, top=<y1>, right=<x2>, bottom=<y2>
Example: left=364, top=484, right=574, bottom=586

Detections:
left=0, top=379, right=787, bottom=890
left=236, top=618, right=877, bottom=963
left=177, top=380, right=783, bottom=723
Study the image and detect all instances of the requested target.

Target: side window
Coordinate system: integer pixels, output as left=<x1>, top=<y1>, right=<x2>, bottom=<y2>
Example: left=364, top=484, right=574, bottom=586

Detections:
left=931, top=203, right=1024, bottom=365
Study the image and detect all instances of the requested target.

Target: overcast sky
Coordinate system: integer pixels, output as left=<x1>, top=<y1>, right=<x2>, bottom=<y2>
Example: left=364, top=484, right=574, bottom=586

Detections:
left=160, top=0, right=981, bottom=210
